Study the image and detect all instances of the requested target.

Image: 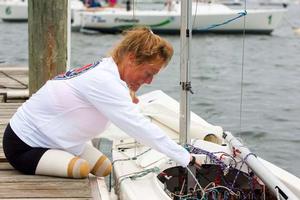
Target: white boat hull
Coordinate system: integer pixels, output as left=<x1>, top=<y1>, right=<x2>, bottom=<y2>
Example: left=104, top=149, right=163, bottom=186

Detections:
left=0, top=0, right=27, bottom=21
left=98, top=90, right=300, bottom=199
left=0, top=0, right=85, bottom=23
left=78, top=3, right=287, bottom=34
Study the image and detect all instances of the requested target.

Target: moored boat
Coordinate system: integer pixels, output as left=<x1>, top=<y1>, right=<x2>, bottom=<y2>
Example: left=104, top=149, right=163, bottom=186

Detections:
left=96, top=90, right=300, bottom=199
left=88, top=1, right=300, bottom=199
left=0, top=0, right=85, bottom=22
left=75, top=1, right=287, bottom=34
left=0, top=0, right=27, bottom=22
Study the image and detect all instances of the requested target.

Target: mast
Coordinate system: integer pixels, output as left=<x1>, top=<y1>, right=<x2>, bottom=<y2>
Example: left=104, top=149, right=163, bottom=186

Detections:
left=179, top=0, right=192, bottom=145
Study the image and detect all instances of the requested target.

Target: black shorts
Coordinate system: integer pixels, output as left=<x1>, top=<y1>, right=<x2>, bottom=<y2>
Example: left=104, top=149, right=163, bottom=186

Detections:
left=2, top=123, right=49, bottom=175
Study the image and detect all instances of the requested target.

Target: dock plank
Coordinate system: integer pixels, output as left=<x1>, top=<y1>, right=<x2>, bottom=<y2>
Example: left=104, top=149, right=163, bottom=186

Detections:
left=0, top=68, right=29, bottom=101
left=0, top=101, right=96, bottom=199
left=0, top=181, right=91, bottom=198
left=0, top=199, right=91, bottom=200
left=0, top=162, right=13, bottom=170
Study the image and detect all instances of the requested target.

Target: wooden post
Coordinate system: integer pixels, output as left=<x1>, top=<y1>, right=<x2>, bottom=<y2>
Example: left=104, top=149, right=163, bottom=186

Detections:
left=28, top=0, right=68, bottom=95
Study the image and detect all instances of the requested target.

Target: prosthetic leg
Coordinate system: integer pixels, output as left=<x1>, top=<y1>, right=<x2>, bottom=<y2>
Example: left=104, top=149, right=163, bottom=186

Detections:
left=80, top=144, right=112, bottom=177
left=35, top=149, right=90, bottom=178
left=35, top=144, right=112, bottom=178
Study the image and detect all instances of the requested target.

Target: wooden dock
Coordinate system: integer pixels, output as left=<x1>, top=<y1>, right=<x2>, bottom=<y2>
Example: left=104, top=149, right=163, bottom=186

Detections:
left=0, top=66, right=29, bottom=102
left=0, top=67, right=106, bottom=200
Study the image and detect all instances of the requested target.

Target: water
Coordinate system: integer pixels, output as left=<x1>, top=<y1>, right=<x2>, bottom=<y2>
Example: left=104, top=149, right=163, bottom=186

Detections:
left=1, top=4, right=300, bottom=177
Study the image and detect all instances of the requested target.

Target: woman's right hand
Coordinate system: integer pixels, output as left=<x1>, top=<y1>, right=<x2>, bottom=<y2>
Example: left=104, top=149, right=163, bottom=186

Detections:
left=189, top=155, right=202, bottom=168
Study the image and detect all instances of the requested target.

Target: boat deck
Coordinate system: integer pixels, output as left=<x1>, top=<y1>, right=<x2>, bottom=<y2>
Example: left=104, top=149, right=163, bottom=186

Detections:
left=0, top=67, right=104, bottom=199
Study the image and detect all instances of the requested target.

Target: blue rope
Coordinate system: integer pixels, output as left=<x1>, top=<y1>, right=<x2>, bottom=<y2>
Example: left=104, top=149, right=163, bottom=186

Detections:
left=185, top=144, right=228, bottom=173
left=230, top=152, right=256, bottom=190
left=197, top=10, right=247, bottom=31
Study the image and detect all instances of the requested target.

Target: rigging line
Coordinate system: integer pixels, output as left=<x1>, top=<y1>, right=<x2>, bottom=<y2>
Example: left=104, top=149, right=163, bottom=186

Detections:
left=239, top=0, right=247, bottom=135
left=132, top=0, right=136, bottom=19
left=186, top=167, right=205, bottom=196
left=192, top=0, right=199, bottom=30
left=197, top=11, right=247, bottom=31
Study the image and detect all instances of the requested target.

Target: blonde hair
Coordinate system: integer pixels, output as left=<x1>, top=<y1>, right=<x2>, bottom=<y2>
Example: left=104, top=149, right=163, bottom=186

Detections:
left=111, top=26, right=174, bottom=67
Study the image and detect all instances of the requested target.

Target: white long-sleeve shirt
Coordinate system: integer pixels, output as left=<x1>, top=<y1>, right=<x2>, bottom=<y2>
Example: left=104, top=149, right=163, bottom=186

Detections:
left=10, top=57, right=190, bottom=167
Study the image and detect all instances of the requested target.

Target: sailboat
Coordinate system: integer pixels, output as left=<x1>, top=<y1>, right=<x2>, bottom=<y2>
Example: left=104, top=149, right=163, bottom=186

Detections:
left=0, top=0, right=85, bottom=22
left=74, top=1, right=287, bottom=34
left=90, top=1, right=300, bottom=200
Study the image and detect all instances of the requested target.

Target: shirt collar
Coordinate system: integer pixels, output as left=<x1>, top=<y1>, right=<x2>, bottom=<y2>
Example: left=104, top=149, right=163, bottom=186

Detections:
left=106, top=57, right=128, bottom=89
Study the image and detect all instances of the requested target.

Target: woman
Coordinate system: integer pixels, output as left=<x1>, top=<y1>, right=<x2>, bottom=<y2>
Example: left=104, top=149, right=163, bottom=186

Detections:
left=3, top=27, right=200, bottom=179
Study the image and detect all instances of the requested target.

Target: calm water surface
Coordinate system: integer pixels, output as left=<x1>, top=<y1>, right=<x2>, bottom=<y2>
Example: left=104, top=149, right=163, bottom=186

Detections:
left=1, top=4, right=300, bottom=177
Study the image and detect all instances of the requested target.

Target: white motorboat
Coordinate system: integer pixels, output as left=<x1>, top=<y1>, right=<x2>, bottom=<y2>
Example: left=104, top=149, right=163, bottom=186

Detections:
left=0, top=0, right=85, bottom=22
left=75, top=1, right=287, bottom=34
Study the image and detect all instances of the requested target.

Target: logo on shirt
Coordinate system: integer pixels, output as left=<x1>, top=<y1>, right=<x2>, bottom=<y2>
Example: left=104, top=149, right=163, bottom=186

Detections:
left=53, top=60, right=101, bottom=80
